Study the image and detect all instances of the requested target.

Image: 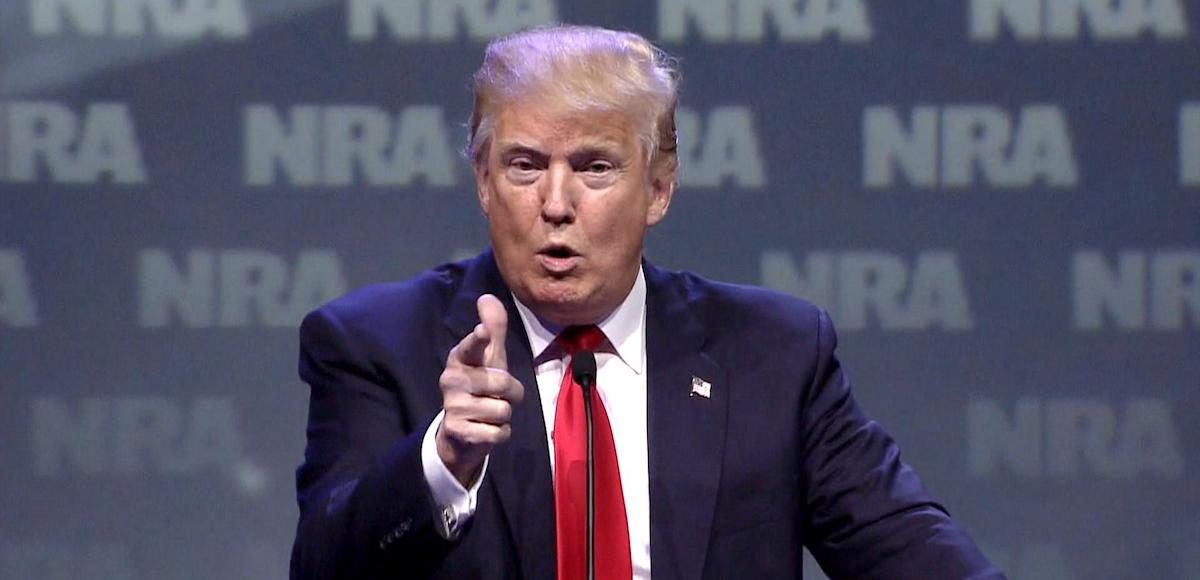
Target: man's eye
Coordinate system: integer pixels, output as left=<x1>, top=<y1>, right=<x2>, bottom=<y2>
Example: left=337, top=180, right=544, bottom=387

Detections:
left=583, top=161, right=614, bottom=174
left=510, top=159, right=536, bottom=171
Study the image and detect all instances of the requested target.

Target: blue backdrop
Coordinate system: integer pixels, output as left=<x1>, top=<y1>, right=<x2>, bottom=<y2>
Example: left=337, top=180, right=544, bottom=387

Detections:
left=1, top=1, right=1197, bottom=578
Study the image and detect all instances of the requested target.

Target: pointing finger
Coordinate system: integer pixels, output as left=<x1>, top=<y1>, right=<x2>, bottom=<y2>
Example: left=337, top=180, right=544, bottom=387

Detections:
left=476, top=294, right=508, bottom=370
left=450, top=323, right=490, bottom=368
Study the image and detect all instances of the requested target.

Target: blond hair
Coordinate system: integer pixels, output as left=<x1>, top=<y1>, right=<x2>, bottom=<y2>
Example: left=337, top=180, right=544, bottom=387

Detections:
left=467, top=25, right=680, bottom=168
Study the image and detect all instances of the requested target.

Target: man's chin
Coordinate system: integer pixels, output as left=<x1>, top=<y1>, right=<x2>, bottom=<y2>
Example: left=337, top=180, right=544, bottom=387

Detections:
left=523, top=285, right=602, bottom=326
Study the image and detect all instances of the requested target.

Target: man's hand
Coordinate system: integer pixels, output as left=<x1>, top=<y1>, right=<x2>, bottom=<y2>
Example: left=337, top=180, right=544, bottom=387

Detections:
left=436, top=294, right=525, bottom=487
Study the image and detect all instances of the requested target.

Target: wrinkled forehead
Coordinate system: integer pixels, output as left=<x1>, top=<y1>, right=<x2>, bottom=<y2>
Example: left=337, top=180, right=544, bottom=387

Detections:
left=475, top=97, right=662, bottom=172
left=488, top=98, right=642, bottom=157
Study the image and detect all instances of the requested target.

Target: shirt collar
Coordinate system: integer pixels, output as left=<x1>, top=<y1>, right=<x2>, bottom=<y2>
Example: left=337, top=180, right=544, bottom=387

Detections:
left=512, top=266, right=646, bottom=375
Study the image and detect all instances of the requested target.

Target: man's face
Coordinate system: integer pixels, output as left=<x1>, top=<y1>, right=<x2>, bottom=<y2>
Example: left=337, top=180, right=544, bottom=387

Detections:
left=475, top=98, right=674, bottom=326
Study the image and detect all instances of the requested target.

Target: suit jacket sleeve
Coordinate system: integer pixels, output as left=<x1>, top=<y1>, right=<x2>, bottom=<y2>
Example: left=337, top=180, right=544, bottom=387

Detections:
left=800, top=309, right=1005, bottom=579
left=289, top=304, right=453, bottom=580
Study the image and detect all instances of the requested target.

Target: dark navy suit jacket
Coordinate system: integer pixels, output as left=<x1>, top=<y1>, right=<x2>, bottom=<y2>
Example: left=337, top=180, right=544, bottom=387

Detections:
left=290, top=249, right=1004, bottom=579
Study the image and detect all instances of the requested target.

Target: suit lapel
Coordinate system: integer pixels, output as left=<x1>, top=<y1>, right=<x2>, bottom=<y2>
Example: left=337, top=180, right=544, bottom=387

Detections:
left=442, top=251, right=556, bottom=579
left=644, top=264, right=728, bottom=580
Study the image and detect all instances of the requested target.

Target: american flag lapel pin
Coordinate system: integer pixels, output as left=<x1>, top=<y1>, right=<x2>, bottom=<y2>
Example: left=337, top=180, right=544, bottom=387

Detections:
left=690, top=376, right=712, bottom=399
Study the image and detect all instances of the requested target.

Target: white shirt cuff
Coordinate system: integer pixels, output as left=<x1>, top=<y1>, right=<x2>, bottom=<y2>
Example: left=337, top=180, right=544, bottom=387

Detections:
left=421, top=409, right=487, bottom=540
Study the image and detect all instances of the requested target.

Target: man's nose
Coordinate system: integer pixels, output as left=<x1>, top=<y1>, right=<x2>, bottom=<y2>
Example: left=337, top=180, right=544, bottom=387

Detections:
left=539, top=163, right=576, bottom=224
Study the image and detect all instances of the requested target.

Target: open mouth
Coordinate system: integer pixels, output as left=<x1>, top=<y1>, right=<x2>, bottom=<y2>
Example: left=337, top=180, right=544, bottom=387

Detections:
left=539, top=244, right=579, bottom=259
left=537, top=244, right=581, bottom=272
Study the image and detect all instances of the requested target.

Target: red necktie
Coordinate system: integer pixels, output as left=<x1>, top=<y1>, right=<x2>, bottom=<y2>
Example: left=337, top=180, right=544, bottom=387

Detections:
left=553, top=325, right=633, bottom=580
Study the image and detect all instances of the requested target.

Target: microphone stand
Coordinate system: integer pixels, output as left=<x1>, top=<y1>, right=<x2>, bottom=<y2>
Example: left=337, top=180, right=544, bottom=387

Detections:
left=582, top=380, right=595, bottom=580
left=574, top=350, right=597, bottom=580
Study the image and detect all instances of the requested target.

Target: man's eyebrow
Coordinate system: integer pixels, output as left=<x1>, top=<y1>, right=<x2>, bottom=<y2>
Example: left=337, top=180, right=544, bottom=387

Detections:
left=495, top=141, right=543, bottom=154
left=495, top=140, right=629, bottom=160
left=567, top=146, right=627, bottom=164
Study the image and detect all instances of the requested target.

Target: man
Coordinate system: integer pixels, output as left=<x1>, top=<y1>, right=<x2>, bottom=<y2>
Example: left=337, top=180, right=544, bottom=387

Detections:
left=291, top=25, right=1004, bottom=580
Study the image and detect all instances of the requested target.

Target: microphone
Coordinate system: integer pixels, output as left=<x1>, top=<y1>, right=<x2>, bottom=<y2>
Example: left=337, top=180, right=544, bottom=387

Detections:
left=572, top=349, right=597, bottom=391
left=572, top=349, right=597, bottom=580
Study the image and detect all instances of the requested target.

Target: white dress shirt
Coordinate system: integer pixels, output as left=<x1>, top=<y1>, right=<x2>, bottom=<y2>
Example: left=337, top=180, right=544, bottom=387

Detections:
left=421, top=267, right=651, bottom=579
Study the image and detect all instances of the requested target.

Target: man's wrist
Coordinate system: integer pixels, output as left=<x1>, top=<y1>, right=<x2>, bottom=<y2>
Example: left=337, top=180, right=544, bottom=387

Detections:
left=434, top=422, right=485, bottom=488
left=422, top=411, right=487, bottom=540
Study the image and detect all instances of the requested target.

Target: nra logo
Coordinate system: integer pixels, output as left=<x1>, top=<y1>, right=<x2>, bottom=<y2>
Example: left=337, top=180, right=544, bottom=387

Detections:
left=1073, top=250, right=1200, bottom=331
left=677, top=106, right=767, bottom=189
left=658, top=0, right=872, bottom=43
left=30, top=0, right=249, bottom=38
left=30, top=396, right=263, bottom=488
left=761, top=250, right=973, bottom=331
left=138, top=248, right=347, bottom=328
left=864, top=104, right=1077, bottom=189
left=0, top=102, right=146, bottom=185
left=970, top=0, right=1188, bottom=42
left=243, top=104, right=458, bottom=188
left=347, top=0, right=556, bottom=41
left=968, top=397, right=1184, bottom=480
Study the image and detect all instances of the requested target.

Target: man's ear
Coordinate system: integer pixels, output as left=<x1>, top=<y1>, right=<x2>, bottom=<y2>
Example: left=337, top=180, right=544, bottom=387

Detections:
left=645, top=156, right=677, bottom=226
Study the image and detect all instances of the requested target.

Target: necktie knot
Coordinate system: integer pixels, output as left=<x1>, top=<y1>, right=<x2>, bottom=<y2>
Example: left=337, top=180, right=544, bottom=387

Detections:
left=557, top=325, right=606, bottom=355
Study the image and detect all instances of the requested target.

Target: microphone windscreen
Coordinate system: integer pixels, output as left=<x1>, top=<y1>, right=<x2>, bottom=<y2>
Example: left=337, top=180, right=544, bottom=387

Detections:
left=572, top=350, right=597, bottom=387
